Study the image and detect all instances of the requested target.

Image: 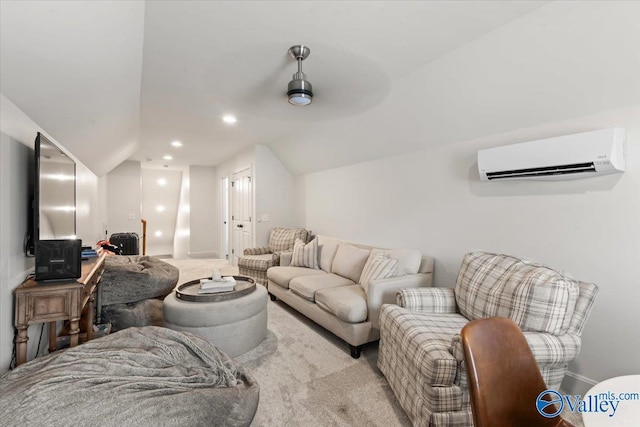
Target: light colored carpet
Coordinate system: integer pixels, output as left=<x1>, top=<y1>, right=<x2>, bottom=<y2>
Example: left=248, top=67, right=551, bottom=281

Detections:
left=236, top=300, right=411, bottom=427
left=161, top=258, right=584, bottom=427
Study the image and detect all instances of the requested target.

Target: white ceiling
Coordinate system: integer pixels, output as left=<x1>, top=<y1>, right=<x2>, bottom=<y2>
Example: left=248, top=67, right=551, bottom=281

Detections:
left=2, top=1, right=639, bottom=177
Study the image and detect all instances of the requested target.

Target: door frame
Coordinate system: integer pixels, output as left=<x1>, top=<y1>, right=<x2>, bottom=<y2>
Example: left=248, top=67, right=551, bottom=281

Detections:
left=220, top=176, right=230, bottom=260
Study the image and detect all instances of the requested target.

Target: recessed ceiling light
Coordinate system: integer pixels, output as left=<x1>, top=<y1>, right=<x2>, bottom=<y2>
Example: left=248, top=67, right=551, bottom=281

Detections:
left=157, top=178, right=166, bottom=186
left=156, top=205, right=165, bottom=212
left=154, top=230, right=162, bottom=237
left=162, top=155, right=173, bottom=160
left=222, top=115, right=237, bottom=124
left=171, top=141, right=183, bottom=147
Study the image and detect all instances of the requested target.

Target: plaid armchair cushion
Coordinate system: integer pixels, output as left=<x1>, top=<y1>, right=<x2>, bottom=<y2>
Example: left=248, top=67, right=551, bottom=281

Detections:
left=238, top=254, right=275, bottom=271
left=268, top=228, right=309, bottom=253
left=455, top=252, right=579, bottom=335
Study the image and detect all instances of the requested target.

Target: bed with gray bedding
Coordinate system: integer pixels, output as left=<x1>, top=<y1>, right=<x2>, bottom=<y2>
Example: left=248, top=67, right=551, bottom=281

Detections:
left=0, top=326, right=259, bottom=427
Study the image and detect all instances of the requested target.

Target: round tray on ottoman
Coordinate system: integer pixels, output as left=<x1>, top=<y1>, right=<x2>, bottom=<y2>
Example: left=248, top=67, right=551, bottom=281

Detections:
left=163, top=276, right=267, bottom=357
left=175, top=276, right=256, bottom=302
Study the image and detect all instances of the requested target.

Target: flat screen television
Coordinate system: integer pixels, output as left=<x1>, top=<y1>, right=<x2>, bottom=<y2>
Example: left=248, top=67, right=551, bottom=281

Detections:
left=27, top=132, right=77, bottom=256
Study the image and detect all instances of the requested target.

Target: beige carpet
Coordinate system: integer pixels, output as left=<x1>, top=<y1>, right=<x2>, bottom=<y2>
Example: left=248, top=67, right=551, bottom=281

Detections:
left=162, top=258, right=584, bottom=427
left=236, top=300, right=411, bottom=427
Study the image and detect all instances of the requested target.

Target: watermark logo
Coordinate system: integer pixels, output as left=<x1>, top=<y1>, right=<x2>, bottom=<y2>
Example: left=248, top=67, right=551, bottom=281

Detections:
left=536, top=390, right=564, bottom=418
left=536, top=388, right=639, bottom=418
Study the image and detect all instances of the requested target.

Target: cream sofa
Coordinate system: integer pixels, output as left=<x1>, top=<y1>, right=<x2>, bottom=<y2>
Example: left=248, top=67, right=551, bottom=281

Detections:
left=267, top=235, right=434, bottom=358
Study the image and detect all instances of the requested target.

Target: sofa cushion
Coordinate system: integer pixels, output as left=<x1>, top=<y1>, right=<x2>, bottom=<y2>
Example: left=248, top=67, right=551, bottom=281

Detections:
left=268, top=228, right=309, bottom=253
left=267, top=266, right=325, bottom=290
left=455, top=251, right=579, bottom=335
left=359, top=254, right=398, bottom=294
left=331, top=244, right=371, bottom=283
left=317, top=237, right=340, bottom=273
left=368, top=248, right=421, bottom=276
left=290, top=273, right=355, bottom=302
left=237, top=254, right=274, bottom=270
left=290, top=237, right=319, bottom=269
left=315, top=285, right=368, bottom=324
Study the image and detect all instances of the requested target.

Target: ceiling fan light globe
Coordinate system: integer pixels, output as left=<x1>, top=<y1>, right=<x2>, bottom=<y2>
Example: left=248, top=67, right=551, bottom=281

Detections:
left=288, top=94, right=312, bottom=105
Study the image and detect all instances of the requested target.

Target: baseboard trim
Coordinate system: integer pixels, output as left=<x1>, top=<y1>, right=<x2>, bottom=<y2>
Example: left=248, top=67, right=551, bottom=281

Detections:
left=561, top=371, right=598, bottom=396
left=187, top=251, right=219, bottom=259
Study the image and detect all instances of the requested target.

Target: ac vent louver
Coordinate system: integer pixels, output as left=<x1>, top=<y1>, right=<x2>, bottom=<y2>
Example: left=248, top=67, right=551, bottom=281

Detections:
left=486, top=162, right=596, bottom=180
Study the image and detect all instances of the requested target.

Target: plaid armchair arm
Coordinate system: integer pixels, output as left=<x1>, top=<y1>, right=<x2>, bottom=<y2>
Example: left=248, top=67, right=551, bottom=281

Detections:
left=243, top=246, right=272, bottom=256
left=397, top=287, right=458, bottom=313
left=524, top=332, right=582, bottom=365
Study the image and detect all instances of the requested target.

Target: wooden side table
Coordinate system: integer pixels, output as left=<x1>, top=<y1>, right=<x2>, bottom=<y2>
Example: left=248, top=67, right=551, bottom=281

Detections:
left=14, top=253, right=106, bottom=366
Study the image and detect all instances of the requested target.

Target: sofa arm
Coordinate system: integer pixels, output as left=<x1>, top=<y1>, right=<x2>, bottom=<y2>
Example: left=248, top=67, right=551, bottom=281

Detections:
left=397, top=287, right=458, bottom=313
left=243, top=246, right=271, bottom=256
left=523, top=332, right=581, bottom=365
left=366, top=273, right=432, bottom=330
left=279, top=251, right=293, bottom=266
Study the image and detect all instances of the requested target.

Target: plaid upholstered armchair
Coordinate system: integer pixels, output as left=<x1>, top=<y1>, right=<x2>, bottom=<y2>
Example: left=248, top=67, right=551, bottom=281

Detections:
left=238, top=227, right=310, bottom=286
left=377, top=251, right=599, bottom=427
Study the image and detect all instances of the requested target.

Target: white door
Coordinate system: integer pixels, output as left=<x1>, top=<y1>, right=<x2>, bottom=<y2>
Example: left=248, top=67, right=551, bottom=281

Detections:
left=231, top=167, right=253, bottom=265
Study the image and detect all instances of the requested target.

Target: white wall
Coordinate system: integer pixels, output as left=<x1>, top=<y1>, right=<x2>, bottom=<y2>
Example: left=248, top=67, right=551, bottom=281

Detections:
left=189, top=165, right=217, bottom=257
left=0, top=132, right=35, bottom=371
left=1, top=97, right=107, bottom=371
left=106, top=160, right=141, bottom=238
left=141, top=168, right=182, bottom=256
left=295, top=106, right=640, bottom=393
left=254, top=144, right=297, bottom=245
left=173, top=167, right=190, bottom=259
left=76, top=162, right=107, bottom=245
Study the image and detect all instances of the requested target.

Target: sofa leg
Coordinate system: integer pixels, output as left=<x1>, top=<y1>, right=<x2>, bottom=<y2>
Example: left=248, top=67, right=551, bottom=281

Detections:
left=349, top=345, right=361, bottom=359
left=269, top=293, right=277, bottom=301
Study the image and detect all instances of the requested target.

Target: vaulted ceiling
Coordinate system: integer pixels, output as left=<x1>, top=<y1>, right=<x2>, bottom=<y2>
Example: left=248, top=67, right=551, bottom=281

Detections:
left=1, top=1, right=639, bottom=177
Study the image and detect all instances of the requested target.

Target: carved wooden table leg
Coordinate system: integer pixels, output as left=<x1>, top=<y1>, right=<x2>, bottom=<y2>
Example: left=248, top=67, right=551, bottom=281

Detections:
left=86, top=293, right=95, bottom=341
left=69, top=317, right=80, bottom=347
left=15, top=325, right=28, bottom=366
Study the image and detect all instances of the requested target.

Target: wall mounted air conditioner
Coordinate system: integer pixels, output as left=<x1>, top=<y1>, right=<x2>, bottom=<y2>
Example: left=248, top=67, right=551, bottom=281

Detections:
left=478, top=128, right=626, bottom=181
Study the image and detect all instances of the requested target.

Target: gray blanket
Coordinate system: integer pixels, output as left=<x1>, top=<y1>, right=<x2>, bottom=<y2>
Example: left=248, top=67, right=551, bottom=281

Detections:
left=0, top=327, right=259, bottom=427
left=100, top=256, right=179, bottom=306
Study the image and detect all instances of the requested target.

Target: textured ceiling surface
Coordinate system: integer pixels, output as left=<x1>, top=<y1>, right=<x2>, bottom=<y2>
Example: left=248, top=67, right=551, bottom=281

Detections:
left=2, top=1, right=639, bottom=176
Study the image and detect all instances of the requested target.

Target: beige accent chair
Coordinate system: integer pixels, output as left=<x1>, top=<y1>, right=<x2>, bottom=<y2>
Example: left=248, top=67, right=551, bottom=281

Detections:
left=378, top=251, right=598, bottom=427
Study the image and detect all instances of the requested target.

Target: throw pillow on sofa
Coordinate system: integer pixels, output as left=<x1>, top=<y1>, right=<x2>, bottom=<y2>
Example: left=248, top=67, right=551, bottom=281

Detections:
left=359, top=254, right=398, bottom=294
left=368, top=248, right=421, bottom=276
left=290, top=237, right=319, bottom=269
left=331, top=244, right=371, bottom=283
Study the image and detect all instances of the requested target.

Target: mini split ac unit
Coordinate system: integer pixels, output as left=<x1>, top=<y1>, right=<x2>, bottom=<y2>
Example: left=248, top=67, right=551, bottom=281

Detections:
left=478, top=128, right=627, bottom=181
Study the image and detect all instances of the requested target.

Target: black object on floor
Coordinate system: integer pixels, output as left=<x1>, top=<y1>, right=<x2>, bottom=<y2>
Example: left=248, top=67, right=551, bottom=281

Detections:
left=110, top=232, right=140, bottom=255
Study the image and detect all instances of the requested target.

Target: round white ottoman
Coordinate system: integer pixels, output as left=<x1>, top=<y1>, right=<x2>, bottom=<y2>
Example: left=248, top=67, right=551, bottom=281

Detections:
left=163, top=283, right=268, bottom=357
